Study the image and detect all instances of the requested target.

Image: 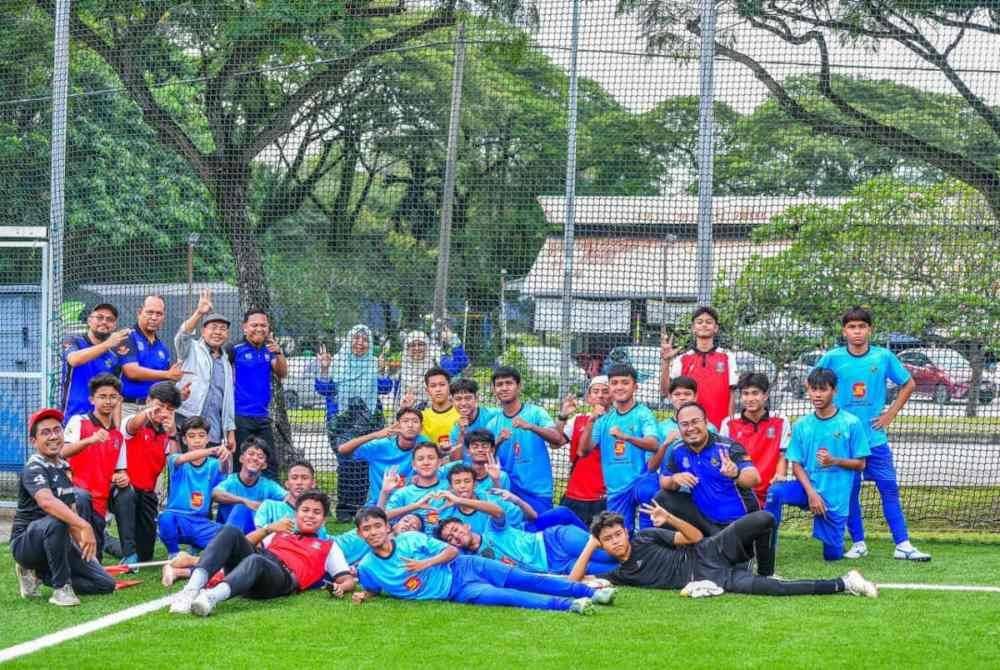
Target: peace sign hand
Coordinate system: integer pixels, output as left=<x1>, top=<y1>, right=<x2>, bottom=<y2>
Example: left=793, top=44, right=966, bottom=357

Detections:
left=719, top=449, right=738, bottom=479
left=638, top=499, right=671, bottom=527
left=485, top=452, right=502, bottom=483
left=317, top=344, right=332, bottom=373
left=197, top=289, right=213, bottom=316
left=660, top=332, right=679, bottom=362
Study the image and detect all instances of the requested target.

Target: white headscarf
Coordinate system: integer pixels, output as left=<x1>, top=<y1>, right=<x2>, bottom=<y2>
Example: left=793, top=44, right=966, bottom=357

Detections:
left=397, top=330, right=442, bottom=405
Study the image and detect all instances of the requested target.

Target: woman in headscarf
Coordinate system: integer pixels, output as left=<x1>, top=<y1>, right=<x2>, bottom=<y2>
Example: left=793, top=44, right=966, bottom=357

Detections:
left=396, top=328, right=469, bottom=408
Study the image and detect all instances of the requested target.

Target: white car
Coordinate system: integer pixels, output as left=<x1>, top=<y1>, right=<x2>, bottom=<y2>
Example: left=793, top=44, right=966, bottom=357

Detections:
left=282, top=355, right=326, bottom=409
left=514, top=346, right=588, bottom=395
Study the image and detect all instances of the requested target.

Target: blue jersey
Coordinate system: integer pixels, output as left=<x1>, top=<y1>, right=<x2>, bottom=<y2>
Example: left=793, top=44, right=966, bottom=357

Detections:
left=386, top=480, right=449, bottom=530
left=60, top=334, right=122, bottom=419
left=120, top=327, right=172, bottom=402
left=593, top=403, right=659, bottom=495
left=164, top=455, right=225, bottom=517
left=449, top=406, right=501, bottom=461
left=487, top=404, right=556, bottom=499
left=333, top=529, right=371, bottom=565
left=438, top=494, right=508, bottom=535
left=252, top=499, right=330, bottom=539
left=355, top=436, right=423, bottom=505
left=786, top=410, right=871, bottom=517
left=214, top=472, right=287, bottom=519
left=357, top=531, right=454, bottom=600
left=227, top=339, right=276, bottom=418
left=475, top=516, right=547, bottom=572
left=815, top=346, right=910, bottom=446
left=663, top=435, right=755, bottom=524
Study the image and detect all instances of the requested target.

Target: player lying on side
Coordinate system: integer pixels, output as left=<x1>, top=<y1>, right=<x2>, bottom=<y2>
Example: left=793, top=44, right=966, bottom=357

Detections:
left=170, top=490, right=354, bottom=616
left=569, top=503, right=878, bottom=599
left=352, top=507, right=616, bottom=615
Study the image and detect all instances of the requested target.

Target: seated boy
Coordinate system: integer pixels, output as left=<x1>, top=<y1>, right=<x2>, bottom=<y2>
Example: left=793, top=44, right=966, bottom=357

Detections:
left=381, top=442, right=449, bottom=531
left=212, top=436, right=288, bottom=532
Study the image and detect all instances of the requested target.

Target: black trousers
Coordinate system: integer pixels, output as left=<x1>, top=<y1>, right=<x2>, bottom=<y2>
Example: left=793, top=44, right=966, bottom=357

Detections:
left=111, top=488, right=159, bottom=561
left=196, top=526, right=296, bottom=599
left=697, top=511, right=843, bottom=596
left=235, top=415, right=277, bottom=478
left=10, top=516, right=116, bottom=593
left=559, top=496, right=607, bottom=528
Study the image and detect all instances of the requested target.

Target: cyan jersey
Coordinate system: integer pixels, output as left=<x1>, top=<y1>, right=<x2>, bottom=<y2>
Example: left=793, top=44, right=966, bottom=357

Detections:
left=386, top=480, right=449, bottom=530
left=487, top=404, right=556, bottom=499
left=164, top=455, right=224, bottom=517
left=214, top=473, right=286, bottom=519
left=815, top=346, right=910, bottom=446
left=449, top=406, right=501, bottom=460
left=475, top=516, right=547, bottom=572
left=333, top=529, right=371, bottom=565
left=357, top=531, right=453, bottom=600
left=593, top=404, right=659, bottom=495
left=786, top=410, right=871, bottom=517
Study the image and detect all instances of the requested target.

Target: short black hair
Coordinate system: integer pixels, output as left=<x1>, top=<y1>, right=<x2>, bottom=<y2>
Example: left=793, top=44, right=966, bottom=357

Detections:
left=668, top=376, right=698, bottom=394
left=590, top=510, right=627, bottom=539
left=691, top=305, right=719, bottom=324
left=88, top=373, right=121, bottom=396
left=435, top=517, right=464, bottom=541
left=675, top=401, right=707, bottom=420
left=450, top=378, right=479, bottom=396
left=395, top=406, right=423, bottom=422
left=243, top=308, right=269, bottom=323
left=294, top=489, right=330, bottom=516
left=737, top=372, right=770, bottom=394
left=841, top=306, right=873, bottom=327
left=446, top=463, right=478, bottom=483
left=181, top=415, right=210, bottom=435
left=491, top=365, right=521, bottom=385
left=147, top=381, right=182, bottom=409
left=355, top=505, right=388, bottom=527
left=806, top=367, right=838, bottom=390
left=606, top=363, right=638, bottom=382
left=464, top=429, right=495, bottom=449
left=240, top=435, right=271, bottom=465
left=424, top=366, right=451, bottom=385
left=413, top=442, right=440, bottom=459
left=287, top=459, right=315, bottom=476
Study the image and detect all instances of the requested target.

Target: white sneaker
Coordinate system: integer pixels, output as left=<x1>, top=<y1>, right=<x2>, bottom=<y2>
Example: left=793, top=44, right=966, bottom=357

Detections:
left=591, top=587, right=617, bottom=606
left=191, top=591, right=216, bottom=617
left=844, top=542, right=869, bottom=559
left=894, top=546, right=931, bottom=562
left=49, top=584, right=81, bottom=607
left=569, top=597, right=595, bottom=615
left=15, top=564, right=42, bottom=598
left=169, top=589, right=197, bottom=614
left=583, top=577, right=612, bottom=589
left=842, top=570, right=878, bottom=598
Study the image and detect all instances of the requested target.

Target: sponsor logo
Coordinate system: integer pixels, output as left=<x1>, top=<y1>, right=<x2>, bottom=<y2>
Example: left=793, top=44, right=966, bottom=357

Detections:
left=427, top=510, right=440, bottom=525
left=404, top=575, right=422, bottom=591
left=311, top=541, right=322, bottom=550
left=852, top=382, right=867, bottom=398
left=614, top=440, right=626, bottom=457
left=190, top=491, right=204, bottom=509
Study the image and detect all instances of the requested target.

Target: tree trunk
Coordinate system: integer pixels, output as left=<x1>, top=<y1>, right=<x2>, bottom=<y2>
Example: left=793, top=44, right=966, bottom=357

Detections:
left=215, top=164, right=303, bottom=470
left=964, top=341, right=985, bottom=419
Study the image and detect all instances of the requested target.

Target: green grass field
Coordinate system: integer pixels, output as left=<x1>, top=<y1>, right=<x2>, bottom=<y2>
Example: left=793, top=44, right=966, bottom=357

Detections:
left=2, top=531, right=1000, bottom=669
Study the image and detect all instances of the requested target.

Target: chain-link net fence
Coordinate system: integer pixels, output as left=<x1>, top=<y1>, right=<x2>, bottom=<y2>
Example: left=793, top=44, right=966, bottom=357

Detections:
left=1, top=1, right=997, bottom=531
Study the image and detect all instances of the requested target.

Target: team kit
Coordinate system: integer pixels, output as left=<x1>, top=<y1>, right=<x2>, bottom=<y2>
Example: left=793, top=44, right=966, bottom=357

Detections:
left=12, top=299, right=928, bottom=615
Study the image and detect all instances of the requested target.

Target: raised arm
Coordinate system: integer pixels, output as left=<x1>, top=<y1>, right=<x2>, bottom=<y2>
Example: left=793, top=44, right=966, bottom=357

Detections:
left=641, top=499, right=703, bottom=545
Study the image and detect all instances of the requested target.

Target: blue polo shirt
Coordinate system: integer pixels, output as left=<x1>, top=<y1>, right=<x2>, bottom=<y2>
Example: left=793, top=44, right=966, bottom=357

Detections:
left=786, top=410, right=871, bottom=517
left=120, top=326, right=172, bottom=401
left=662, top=435, right=755, bottom=524
left=60, top=334, right=122, bottom=419
left=227, top=339, right=275, bottom=418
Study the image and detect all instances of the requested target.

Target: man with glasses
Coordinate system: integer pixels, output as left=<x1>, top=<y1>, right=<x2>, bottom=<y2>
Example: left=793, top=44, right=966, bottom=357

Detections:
left=61, top=303, right=131, bottom=418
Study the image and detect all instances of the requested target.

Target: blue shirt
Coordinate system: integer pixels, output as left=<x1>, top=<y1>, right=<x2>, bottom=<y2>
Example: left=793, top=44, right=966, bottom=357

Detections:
left=214, top=472, right=287, bottom=519
left=815, top=346, right=910, bottom=446
left=356, top=436, right=423, bottom=505
left=487, top=403, right=556, bottom=499
left=120, top=326, right=171, bottom=401
left=357, top=531, right=454, bottom=600
left=593, top=403, right=659, bottom=495
left=333, top=529, right=371, bottom=565
left=449, top=406, right=502, bottom=461
left=164, top=455, right=225, bottom=517
left=786, top=410, right=871, bottom=517
left=663, top=435, right=755, bottom=524
left=386, top=480, right=449, bottom=531
left=60, top=334, right=122, bottom=419
left=252, top=499, right=330, bottom=539
left=227, top=339, right=276, bottom=418
left=474, top=516, right=548, bottom=572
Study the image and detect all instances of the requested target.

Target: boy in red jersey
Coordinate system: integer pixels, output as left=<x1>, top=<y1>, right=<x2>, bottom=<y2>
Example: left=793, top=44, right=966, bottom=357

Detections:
left=553, top=376, right=611, bottom=525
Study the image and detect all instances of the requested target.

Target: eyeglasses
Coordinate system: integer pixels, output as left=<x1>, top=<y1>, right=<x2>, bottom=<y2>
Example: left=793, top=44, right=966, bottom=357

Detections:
left=678, top=418, right=706, bottom=430
left=35, top=427, right=63, bottom=438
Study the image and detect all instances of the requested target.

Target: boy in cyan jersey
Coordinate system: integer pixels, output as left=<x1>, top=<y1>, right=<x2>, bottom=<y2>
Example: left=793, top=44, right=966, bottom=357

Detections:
left=382, top=442, right=449, bottom=531
left=449, top=378, right=500, bottom=460
left=577, top=364, right=659, bottom=532
left=337, top=407, right=427, bottom=505
left=353, top=507, right=614, bottom=614
left=766, top=369, right=869, bottom=562
left=211, top=437, right=288, bottom=532
left=815, top=306, right=930, bottom=561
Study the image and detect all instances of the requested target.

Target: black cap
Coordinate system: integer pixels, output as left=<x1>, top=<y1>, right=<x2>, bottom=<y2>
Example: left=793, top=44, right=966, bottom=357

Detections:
left=90, top=303, right=119, bottom=318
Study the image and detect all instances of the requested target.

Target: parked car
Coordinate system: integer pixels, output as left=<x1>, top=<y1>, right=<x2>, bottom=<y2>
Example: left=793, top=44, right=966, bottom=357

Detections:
left=516, top=345, right=588, bottom=397
left=891, top=347, right=996, bottom=405
left=784, top=350, right=826, bottom=399
left=283, top=355, right=326, bottom=410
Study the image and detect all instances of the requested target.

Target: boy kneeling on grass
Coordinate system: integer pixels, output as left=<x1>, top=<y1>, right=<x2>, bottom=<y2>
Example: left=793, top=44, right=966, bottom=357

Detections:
left=170, top=490, right=354, bottom=616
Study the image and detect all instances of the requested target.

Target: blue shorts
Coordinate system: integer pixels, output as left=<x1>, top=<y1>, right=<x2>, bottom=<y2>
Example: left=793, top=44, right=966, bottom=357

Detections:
left=861, top=444, right=898, bottom=482
left=542, top=525, right=618, bottom=575
left=765, top=480, right=846, bottom=553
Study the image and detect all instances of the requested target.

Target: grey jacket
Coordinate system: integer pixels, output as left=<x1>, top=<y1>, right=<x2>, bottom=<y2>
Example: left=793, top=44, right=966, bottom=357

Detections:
left=174, top=327, right=235, bottom=433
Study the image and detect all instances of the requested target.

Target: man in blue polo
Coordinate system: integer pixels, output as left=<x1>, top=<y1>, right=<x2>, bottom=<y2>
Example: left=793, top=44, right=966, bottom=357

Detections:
left=655, top=401, right=761, bottom=537
left=120, top=295, right=183, bottom=414
left=61, top=303, right=131, bottom=419
left=226, top=309, right=287, bottom=477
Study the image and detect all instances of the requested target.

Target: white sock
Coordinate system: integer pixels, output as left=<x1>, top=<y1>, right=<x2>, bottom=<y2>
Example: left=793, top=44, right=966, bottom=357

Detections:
left=206, top=583, right=231, bottom=604
left=897, top=540, right=915, bottom=551
left=184, top=568, right=209, bottom=594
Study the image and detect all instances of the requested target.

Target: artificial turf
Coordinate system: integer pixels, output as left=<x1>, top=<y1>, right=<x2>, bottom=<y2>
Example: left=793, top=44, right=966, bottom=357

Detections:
left=2, top=532, right=999, bottom=669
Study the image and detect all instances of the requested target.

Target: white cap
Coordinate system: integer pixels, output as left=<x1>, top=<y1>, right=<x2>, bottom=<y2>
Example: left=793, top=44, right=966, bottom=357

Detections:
left=588, top=375, right=610, bottom=391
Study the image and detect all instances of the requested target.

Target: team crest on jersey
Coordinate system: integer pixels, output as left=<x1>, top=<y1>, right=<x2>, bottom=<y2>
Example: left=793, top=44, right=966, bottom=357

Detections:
left=438, top=435, right=451, bottom=451
left=682, top=457, right=691, bottom=469
left=766, top=427, right=776, bottom=439
left=244, top=352, right=254, bottom=360
left=482, top=548, right=495, bottom=559
left=711, top=456, right=720, bottom=467
left=614, top=440, right=626, bottom=457
left=136, top=341, right=145, bottom=352
left=715, top=361, right=725, bottom=373
left=852, top=382, right=867, bottom=398
left=404, top=575, right=422, bottom=591
left=157, top=350, right=166, bottom=359
left=190, top=491, right=204, bottom=509
left=833, top=431, right=843, bottom=439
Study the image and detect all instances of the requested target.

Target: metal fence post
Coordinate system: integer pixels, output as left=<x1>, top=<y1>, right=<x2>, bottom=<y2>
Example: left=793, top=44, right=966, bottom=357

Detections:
left=559, top=0, right=581, bottom=398
left=695, top=0, right=717, bottom=305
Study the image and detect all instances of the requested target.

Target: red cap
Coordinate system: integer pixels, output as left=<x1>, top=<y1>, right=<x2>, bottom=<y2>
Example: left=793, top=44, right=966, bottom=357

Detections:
left=29, top=408, right=64, bottom=434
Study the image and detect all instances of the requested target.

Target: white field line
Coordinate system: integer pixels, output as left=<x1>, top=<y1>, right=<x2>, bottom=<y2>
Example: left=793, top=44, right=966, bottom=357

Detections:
left=0, top=595, right=172, bottom=664
left=877, top=582, right=1000, bottom=593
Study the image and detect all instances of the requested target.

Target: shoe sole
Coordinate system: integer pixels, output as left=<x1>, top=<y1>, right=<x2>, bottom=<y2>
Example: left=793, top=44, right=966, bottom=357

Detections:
left=894, top=555, right=931, bottom=562
left=191, top=600, right=214, bottom=617
left=49, top=598, right=80, bottom=607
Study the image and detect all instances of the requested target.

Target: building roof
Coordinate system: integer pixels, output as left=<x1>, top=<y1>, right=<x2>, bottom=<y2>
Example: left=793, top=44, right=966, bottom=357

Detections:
left=521, top=237, right=790, bottom=300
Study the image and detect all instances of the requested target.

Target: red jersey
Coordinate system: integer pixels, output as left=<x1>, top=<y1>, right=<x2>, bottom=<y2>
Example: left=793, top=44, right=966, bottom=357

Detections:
left=563, top=414, right=605, bottom=501
left=123, top=417, right=171, bottom=492
left=669, top=347, right=738, bottom=428
left=264, top=532, right=350, bottom=591
left=720, top=411, right=790, bottom=507
left=64, top=414, right=125, bottom=516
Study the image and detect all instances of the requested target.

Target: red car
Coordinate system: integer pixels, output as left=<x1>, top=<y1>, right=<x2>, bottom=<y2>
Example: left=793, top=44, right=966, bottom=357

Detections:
left=893, top=348, right=996, bottom=405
